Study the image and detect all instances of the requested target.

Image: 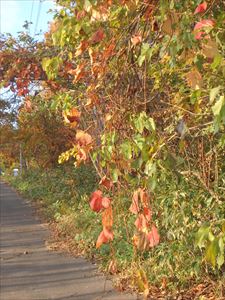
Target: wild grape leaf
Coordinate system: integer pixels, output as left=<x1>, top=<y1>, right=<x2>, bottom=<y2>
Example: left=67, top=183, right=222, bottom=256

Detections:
left=76, top=130, right=92, bottom=146
left=194, top=2, right=207, bottom=14
left=102, top=206, right=113, bottom=228
left=99, top=176, right=113, bottom=190
left=129, top=190, right=140, bottom=214
left=186, top=68, right=203, bottom=89
left=147, top=224, right=160, bottom=248
left=91, top=28, right=105, bottom=44
left=89, top=190, right=103, bottom=212
left=96, top=228, right=113, bottom=248
left=131, top=34, right=142, bottom=46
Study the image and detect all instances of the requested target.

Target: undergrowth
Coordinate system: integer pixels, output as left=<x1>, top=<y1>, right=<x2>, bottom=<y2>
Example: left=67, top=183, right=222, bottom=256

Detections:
left=5, top=165, right=225, bottom=299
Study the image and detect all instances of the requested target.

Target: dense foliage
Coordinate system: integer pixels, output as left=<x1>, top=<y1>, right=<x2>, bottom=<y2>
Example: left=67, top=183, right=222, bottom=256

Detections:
left=1, top=0, right=224, bottom=297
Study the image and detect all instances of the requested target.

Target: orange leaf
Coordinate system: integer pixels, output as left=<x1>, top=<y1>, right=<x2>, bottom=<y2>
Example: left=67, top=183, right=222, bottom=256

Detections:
left=186, top=68, right=203, bottom=89
left=131, top=34, right=142, bottom=46
left=69, top=63, right=86, bottom=83
left=76, top=130, right=92, bottom=146
left=102, top=197, right=111, bottom=209
left=76, top=148, right=87, bottom=163
left=75, top=40, right=89, bottom=57
left=135, top=214, right=149, bottom=232
left=90, top=190, right=103, bottom=212
left=64, top=108, right=81, bottom=124
left=102, top=206, right=113, bottom=228
left=143, top=207, right=152, bottom=222
left=129, top=190, right=140, bottom=214
left=96, top=228, right=113, bottom=248
left=147, top=224, right=160, bottom=248
left=103, top=227, right=114, bottom=240
left=103, top=42, right=115, bottom=60
left=96, top=230, right=109, bottom=248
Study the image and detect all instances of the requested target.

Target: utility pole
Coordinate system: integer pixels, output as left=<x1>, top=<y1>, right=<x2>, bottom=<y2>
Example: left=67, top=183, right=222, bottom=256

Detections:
left=19, top=144, right=22, bottom=175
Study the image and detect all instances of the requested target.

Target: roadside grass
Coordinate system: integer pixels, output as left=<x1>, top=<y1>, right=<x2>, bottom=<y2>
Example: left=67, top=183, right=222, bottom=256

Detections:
left=4, top=166, right=225, bottom=299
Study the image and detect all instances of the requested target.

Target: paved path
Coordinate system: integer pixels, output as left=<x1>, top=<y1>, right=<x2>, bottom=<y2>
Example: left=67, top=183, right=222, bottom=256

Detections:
left=0, top=181, right=138, bottom=300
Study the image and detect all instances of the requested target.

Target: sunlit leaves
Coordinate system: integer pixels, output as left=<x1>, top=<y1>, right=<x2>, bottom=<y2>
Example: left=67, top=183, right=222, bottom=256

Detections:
left=76, top=130, right=92, bottom=147
left=42, top=57, right=62, bottom=80
left=63, top=108, right=81, bottom=127
left=195, top=225, right=225, bottom=269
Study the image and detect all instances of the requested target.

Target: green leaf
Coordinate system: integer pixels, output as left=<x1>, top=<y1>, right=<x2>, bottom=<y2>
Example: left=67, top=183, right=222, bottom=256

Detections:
left=134, top=116, right=145, bottom=134
left=205, top=239, right=219, bottom=268
left=120, top=141, right=132, bottom=160
left=138, top=43, right=150, bottom=67
left=145, top=117, right=156, bottom=131
left=211, top=54, right=222, bottom=70
left=84, top=0, right=92, bottom=12
left=217, top=236, right=225, bottom=268
left=212, top=96, right=224, bottom=116
left=112, top=168, right=119, bottom=183
left=133, top=134, right=145, bottom=150
left=210, top=86, right=221, bottom=104
left=195, top=225, right=210, bottom=248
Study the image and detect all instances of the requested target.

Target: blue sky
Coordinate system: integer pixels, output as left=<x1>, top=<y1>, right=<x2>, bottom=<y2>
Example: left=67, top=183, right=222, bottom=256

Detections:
left=0, top=0, right=56, bottom=37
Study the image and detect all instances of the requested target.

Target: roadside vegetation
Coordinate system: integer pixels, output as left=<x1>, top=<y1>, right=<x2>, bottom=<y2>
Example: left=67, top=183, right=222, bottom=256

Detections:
left=1, top=0, right=224, bottom=298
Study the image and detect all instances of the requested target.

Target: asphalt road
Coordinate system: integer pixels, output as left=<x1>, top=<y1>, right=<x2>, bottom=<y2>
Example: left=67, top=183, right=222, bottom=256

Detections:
left=0, top=181, right=138, bottom=300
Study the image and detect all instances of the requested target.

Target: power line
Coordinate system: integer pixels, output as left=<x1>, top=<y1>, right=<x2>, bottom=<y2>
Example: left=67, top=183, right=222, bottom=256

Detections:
left=29, top=0, right=35, bottom=34
left=34, top=0, right=43, bottom=36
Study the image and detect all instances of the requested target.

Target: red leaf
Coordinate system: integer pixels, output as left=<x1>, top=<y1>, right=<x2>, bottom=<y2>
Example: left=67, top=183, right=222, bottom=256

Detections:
left=194, top=19, right=214, bottom=39
left=194, top=2, right=207, bottom=14
left=194, top=19, right=214, bottom=31
left=91, top=28, right=105, bottom=44
left=147, top=224, right=160, bottom=248
left=143, top=207, right=152, bottom=222
left=90, top=190, right=103, bottom=212
left=99, top=176, right=113, bottom=189
left=139, top=189, right=149, bottom=207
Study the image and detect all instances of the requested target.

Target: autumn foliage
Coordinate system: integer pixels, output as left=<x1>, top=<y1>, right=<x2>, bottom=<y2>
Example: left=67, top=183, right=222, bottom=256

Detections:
left=0, top=0, right=224, bottom=295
